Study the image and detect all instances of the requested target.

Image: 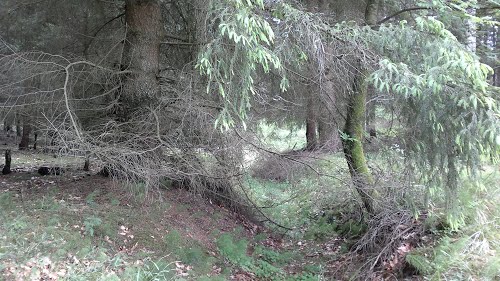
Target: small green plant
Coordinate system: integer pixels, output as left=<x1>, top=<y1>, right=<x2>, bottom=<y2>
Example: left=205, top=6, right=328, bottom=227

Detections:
left=405, top=253, right=433, bottom=275
left=286, top=271, right=320, bottom=281
left=123, top=258, right=175, bottom=281
left=84, top=215, right=102, bottom=237
left=254, top=259, right=284, bottom=280
left=128, top=183, right=147, bottom=202
left=86, top=190, right=101, bottom=206
left=337, top=219, right=366, bottom=238
left=302, top=264, right=322, bottom=275
left=164, top=230, right=182, bottom=247
left=304, top=216, right=338, bottom=241
left=484, top=258, right=500, bottom=279
left=7, top=216, right=29, bottom=231
left=33, top=196, right=60, bottom=211
left=164, top=230, right=213, bottom=272
left=106, top=194, right=121, bottom=206
left=217, top=233, right=254, bottom=271
left=110, top=254, right=125, bottom=267
left=254, top=233, right=267, bottom=242
left=182, top=246, right=208, bottom=266
left=111, top=198, right=120, bottom=206
left=254, top=245, right=293, bottom=266
left=217, top=234, right=291, bottom=280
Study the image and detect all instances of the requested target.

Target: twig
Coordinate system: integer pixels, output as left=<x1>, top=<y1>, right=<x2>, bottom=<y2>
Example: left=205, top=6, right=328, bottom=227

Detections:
left=369, top=225, right=414, bottom=271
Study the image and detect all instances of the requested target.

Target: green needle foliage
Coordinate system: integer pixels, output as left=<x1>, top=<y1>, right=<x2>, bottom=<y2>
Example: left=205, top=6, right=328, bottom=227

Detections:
left=197, top=0, right=285, bottom=130
left=199, top=0, right=499, bottom=218
left=200, top=0, right=499, bottom=216
left=366, top=14, right=499, bottom=215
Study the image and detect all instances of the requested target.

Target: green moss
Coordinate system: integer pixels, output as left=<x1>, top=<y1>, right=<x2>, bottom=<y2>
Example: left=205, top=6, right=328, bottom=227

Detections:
left=342, top=73, right=376, bottom=212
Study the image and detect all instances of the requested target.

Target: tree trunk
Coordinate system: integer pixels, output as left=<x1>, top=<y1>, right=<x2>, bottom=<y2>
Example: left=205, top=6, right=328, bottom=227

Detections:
left=364, top=0, right=379, bottom=26
left=306, top=94, right=318, bottom=151
left=342, top=74, right=375, bottom=213
left=318, top=118, right=340, bottom=151
left=119, top=0, right=163, bottom=120
left=2, top=150, right=11, bottom=175
left=19, top=123, right=31, bottom=150
left=304, top=0, right=322, bottom=151
left=84, top=157, right=90, bottom=171
left=318, top=119, right=328, bottom=147
left=341, top=0, right=379, bottom=214
left=16, top=118, right=21, bottom=137
left=33, top=132, right=38, bottom=150
left=4, top=120, right=11, bottom=137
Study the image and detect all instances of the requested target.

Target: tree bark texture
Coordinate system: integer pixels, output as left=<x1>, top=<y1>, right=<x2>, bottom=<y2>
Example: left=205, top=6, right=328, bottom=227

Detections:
left=120, top=0, right=163, bottom=119
left=33, top=132, right=38, bottom=150
left=304, top=0, right=321, bottom=151
left=342, top=73, right=375, bottom=213
left=15, top=117, right=21, bottom=137
left=341, top=0, right=379, bottom=213
left=364, top=0, right=379, bottom=25
left=318, top=118, right=340, bottom=150
left=19, top=123, right=31, bottom=150
left=306, top=93, right=318, bottom=151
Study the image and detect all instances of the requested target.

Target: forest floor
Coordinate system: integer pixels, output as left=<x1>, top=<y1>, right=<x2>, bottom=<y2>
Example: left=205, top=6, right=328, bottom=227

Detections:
left=0, top=142, right=361, bottom=280
left=2, top=130, right=497, bottom=280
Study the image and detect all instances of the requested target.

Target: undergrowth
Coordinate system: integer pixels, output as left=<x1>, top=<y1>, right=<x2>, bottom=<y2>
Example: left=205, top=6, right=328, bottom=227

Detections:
left=216, top=233, right=320, bottom=280
left=249, top=122, right=500, bottom=280
left=406, top=167, right=500, bottom=280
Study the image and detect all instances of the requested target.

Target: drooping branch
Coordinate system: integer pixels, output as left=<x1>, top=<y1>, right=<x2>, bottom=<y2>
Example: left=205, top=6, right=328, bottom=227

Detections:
left=376, top=7, right=431, bottom=25
left=377, top=4, right=500, bottom=26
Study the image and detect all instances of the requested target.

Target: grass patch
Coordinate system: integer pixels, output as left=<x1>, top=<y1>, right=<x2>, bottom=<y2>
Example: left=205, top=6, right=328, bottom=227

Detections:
left=164, top=229, right=217, bottom=276
left=0, top=182, right=224, bottom=280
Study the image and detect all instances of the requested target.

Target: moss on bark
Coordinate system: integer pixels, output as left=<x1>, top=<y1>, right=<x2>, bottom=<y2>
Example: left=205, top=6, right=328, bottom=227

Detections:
left=342, top=73, right=375, bottom=213
left=340, top=0, right=379, bottom=214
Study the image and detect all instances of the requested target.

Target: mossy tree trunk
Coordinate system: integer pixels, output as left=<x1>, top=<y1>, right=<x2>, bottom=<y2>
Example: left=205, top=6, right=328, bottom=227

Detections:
left=342, top=74, right=375, bottom=213
left=341, top=0, right=379, bottom=214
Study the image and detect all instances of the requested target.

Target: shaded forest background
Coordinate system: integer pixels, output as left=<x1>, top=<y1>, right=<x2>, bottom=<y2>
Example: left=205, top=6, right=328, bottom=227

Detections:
left=0, top=0, right=499, bottom=280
